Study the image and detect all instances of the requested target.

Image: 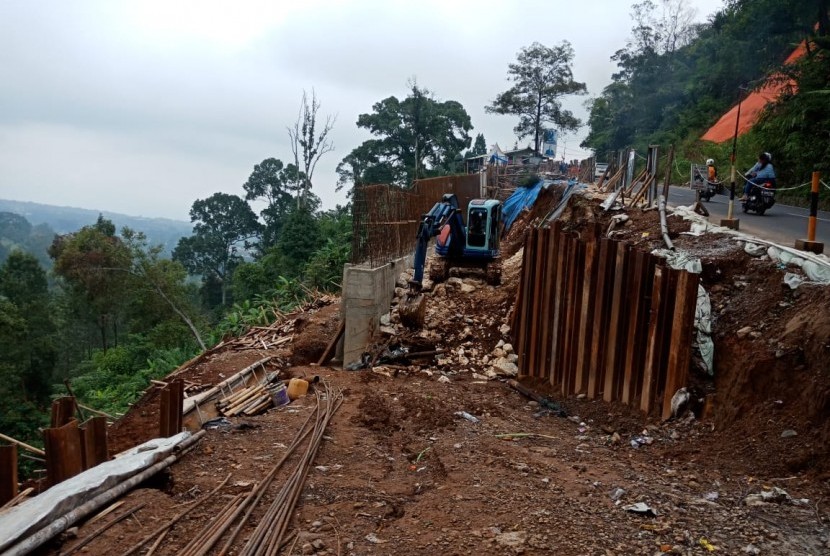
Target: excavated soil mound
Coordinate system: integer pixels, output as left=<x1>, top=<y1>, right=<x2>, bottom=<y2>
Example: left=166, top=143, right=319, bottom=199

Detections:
left=290, top=301, right=341, bottom=365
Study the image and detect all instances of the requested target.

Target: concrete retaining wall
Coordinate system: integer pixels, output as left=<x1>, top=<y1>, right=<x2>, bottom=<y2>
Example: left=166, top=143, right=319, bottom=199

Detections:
left=341, top=254, right=413, bottom=366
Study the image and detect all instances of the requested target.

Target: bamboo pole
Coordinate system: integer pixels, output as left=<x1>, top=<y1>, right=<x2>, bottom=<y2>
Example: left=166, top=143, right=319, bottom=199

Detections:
left=0, top=432, right=45, bottom=457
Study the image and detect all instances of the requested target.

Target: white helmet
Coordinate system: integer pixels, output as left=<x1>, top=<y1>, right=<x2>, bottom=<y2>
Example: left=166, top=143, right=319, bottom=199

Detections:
left=706, top=158, right=714, bottom=166
left=765, top=152, right=772, bottom=162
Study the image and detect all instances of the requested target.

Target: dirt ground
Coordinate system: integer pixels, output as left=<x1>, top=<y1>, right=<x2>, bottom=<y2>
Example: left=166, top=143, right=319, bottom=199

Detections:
left=35, top=186, right=830, bottom=555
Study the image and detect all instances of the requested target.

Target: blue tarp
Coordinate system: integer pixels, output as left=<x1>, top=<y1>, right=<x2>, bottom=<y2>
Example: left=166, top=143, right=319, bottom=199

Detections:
left=502, top=180, right=543, bottom=231
left=502, top=178, right=582, bottom=231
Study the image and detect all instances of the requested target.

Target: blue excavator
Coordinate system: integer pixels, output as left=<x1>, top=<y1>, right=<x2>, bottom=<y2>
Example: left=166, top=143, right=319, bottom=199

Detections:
left=399, top=193, right=503, bottom=328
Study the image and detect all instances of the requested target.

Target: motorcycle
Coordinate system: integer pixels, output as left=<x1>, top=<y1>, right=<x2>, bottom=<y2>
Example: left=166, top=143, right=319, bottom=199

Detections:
left=742, top=181, right=776, bottom=215
left=700, top=179, right=723, bottom=202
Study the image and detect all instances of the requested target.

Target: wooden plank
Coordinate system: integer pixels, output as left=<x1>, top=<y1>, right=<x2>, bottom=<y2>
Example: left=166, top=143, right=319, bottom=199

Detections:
left=562, top=239, right=585, bottom=395
left=538, top=224, right=561, bottom=381
left=655, top=268, right=679, bottom=411
left=317, top=320, right=344, bottom=366
left=159, top=387, right=171, bottom=438
left=171, top=380, right=184, bottom=435
left=537, top=221, right=560, bottom=379
left=511, top=233, right=529, bottom=348
left=51, top=396, right=77, bottom=428
left=43, top=421, right=83, bottom=487
left=662, top=270, right=701, bottom=420
left=527, top=228, right=547, bottom=378
left=549, top=233, right=572, bottom=387
left=82, top=416, right=109, bottom=469
left=603, top=242, right=629, bottom=402
left=630, top=254, right=657, bottom=405
left=640, top=266, right=665, bottom=414
left=516, top=230, right=537, bottom=376
left=0, top=444, right=17, bottom=505
left=573, top=238, right=598, bottom=395
left=621, top=250, right=646, bottom=404
left=587, top=239, right=617, bottom=398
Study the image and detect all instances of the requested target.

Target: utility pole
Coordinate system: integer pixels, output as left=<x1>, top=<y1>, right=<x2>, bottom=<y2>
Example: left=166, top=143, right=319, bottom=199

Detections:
left=720, top=85, right=745, bottom=230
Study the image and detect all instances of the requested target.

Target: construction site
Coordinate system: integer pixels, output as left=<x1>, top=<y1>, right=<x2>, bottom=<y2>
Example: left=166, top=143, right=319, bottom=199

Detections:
left=2, top=160, right=830, bottom=556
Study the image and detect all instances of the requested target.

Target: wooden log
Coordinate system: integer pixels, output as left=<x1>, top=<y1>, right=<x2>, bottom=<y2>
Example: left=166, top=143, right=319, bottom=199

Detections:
left=316, top=320, right=345, bottom=366
left=0, top=444, right=18, bottom=506
left=640, top=267, right=666, bottom=414
left=662, top=270, right=701, bottom=420
left=182, top=356, right=274, bottom=417
left=0, top=432, right=45, bottom=457
left=43, top=420, right=84, bottom=487
left=77, top=403, right=115, bottom=421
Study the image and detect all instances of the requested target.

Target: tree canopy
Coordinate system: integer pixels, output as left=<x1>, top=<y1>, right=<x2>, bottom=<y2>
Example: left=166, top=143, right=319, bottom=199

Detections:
left=486, top=41, right=586, bottom=153
left=174, top=193, right=261, bottom=306
left=337, top=83, right=472, bottom=188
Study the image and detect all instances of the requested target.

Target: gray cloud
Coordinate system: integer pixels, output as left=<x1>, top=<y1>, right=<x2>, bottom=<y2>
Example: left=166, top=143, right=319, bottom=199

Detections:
left=0, top=0, right=724, bottom=220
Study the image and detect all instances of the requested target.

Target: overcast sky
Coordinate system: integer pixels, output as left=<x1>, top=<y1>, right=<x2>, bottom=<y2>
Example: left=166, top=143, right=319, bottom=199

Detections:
left=0, top=0, right=724, bottom=221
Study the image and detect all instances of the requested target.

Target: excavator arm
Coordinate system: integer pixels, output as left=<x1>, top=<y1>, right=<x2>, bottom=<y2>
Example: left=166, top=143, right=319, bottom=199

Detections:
left=400, top=194, right=463, bottom=327
left=410, top=194, right=463, bottom=290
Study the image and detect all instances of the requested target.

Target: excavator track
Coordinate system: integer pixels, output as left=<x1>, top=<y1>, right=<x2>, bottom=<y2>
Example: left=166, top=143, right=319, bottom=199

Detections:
left=428, top=258, right=450, bottom=283
left=485, top=259, right=502, bottom=285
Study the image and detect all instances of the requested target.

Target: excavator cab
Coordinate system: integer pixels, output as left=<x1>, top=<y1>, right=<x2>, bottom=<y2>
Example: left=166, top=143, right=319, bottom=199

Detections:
left=465, top=200, right=501, bottom=254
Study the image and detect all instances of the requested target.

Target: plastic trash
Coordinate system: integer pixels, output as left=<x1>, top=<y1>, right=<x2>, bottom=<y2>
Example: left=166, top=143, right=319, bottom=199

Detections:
left=783, top=272, right=805, bottom=290
left=699, top=537, right=717, bottom=551
left=623, top=502, right=657, bottom=516
left=455, top=411, right=480, bottom=423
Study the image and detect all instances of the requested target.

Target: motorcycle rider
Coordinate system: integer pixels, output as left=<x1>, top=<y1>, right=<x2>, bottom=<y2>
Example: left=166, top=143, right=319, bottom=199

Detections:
left=740, top=152, right=775, bottom=200
left=706, top=158, right=717, bottom=184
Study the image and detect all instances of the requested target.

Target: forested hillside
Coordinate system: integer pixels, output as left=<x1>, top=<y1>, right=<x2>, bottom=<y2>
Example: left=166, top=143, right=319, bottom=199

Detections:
left=0, top=199, right=192, bottom=256
left=582, top=0, right=830, bottom=198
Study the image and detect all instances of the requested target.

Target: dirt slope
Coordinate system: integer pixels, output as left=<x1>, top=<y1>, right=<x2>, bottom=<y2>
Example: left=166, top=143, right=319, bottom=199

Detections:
left=40, top=189, right=830, bottom=555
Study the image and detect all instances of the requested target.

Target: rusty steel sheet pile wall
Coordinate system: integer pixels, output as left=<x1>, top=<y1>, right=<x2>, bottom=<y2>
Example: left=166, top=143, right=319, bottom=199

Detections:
left=512, top=223, right=699, bottom=419
left=351, top=173, right=482, bottom=266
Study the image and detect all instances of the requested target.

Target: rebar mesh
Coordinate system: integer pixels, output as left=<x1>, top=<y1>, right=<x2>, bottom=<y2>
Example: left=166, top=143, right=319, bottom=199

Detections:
left=351, top=173, right=484, bottom=266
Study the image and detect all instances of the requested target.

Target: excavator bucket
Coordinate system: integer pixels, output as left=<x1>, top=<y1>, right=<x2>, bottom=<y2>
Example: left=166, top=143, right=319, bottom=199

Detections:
left=399, top=292, right=426, bottom=329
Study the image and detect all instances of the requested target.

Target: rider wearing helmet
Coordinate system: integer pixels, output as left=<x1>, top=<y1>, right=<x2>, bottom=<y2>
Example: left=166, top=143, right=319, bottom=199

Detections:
left=706, top=158, right=717, bottom=183
left=741, top=152, right=775, bottom=200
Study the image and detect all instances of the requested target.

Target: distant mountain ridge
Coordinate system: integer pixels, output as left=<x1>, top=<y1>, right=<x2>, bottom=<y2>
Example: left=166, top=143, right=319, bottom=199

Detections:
left=0, top=198, right=192, bottom=255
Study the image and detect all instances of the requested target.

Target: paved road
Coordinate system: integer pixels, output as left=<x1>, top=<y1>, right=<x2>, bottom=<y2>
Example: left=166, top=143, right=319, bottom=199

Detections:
left=668, top=185, right=830, bottom=247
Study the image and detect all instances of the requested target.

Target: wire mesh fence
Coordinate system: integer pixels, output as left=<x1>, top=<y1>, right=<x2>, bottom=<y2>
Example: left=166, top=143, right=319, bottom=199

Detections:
left=351, top=172, right=484, bottom=267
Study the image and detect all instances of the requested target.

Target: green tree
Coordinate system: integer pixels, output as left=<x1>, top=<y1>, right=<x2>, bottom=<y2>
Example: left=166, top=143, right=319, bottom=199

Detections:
left=242, top=158, right=302, bottom=247
left=472, top=133, right=487, bottom=156
left=122, top=228, right=207, bottom=350
left=0, top=252, right=55, bottom=402
left=486, top=41, right=587, bottom=153
left=173, top=193, right=261, bottom=307
left=49, top=216, right=132, bottom=350
left=336, top=83, right=472, bottom=188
